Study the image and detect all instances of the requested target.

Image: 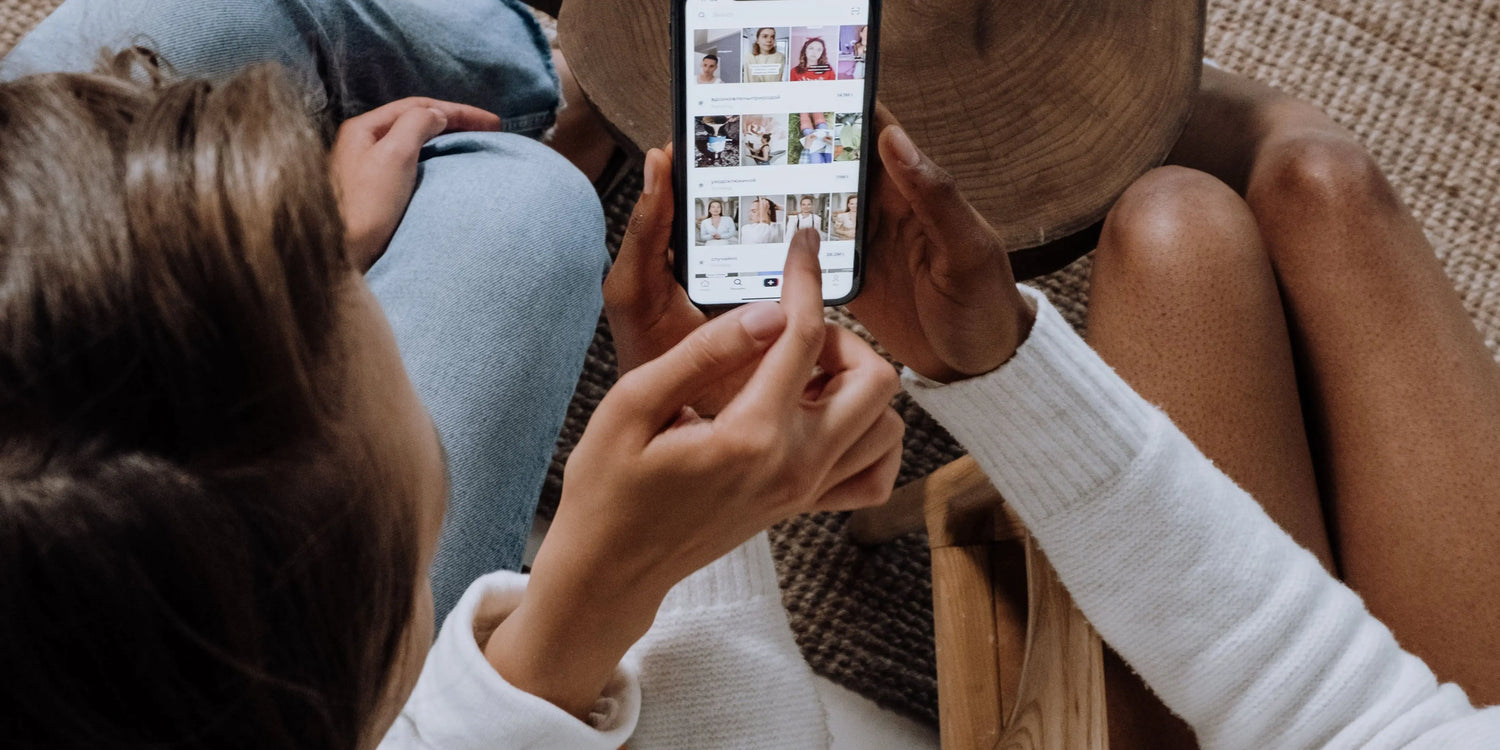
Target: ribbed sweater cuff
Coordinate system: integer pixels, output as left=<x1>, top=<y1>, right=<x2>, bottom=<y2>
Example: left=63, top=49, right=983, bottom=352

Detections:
left=903, top=285, right=1164, bottom=524
left=656, top=531, right=783, bottom=614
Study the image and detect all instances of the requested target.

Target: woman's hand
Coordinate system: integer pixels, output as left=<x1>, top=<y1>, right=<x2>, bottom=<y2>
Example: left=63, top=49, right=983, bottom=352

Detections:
left=329, top=98, right=502, bottom=271
left=490, top=231, right=904, bottom=719
left=603, top=146, right=752, bottom=415
left=846, top=106, right=1036, bottom=383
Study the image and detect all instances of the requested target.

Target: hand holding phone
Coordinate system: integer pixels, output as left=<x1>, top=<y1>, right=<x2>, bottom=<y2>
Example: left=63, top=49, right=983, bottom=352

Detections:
left=604, top=146, right=727, bottom=411
left=506, top=187, right=904, bottom=719
left=845, top=108, right=1036, bottom=384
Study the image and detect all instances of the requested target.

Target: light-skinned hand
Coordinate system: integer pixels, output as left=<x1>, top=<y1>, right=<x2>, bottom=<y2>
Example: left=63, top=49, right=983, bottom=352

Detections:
left=846, top=105, right=1036, bottom=383
left=329, top=98, right=502, bottom=270
left=490, top=229, right=904, bottom=719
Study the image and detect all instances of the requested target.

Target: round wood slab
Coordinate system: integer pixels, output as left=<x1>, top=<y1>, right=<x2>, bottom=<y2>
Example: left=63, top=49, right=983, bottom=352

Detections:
left=560, top=0, right=1204, bottom=279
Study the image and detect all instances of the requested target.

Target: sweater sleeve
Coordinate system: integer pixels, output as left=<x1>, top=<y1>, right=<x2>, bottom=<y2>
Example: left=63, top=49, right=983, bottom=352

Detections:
left=903, top=285, right=1500, bottom=749
left=379, top=533, right=827, bottom=750
left=378, top=571, right=639, bottom=750
left=626, top=531, right=829, bottom=749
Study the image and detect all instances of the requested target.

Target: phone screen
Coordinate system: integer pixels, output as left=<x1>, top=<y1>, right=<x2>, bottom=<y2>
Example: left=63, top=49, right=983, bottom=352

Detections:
left=677, top=0, right=877, bottom=306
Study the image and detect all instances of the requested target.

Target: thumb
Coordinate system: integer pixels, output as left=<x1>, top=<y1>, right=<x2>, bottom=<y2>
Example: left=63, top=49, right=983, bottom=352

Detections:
left=605, top=302, right=788, bottom=437
left=375, top=107, right=450, bottom=162
left=604, top=147, right=677, bottom=314
left=877, top=125, right=1005, bottom=272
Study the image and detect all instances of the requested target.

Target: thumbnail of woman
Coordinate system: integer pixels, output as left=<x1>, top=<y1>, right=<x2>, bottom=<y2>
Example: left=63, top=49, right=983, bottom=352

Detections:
left=744, top=128, right=772, bottom=165
left=839, top=25, right=867, bottom=79
left=790, top=37, right=836, bottom=81
left=741, top=197, right=785, bottom=244
left=743, top=27, right=787, bottom=83
left=699, top=199, right=737, bottom=245
left=831, top=194, right=857, bottom=240
left=785, top=194, right=825, bottom=239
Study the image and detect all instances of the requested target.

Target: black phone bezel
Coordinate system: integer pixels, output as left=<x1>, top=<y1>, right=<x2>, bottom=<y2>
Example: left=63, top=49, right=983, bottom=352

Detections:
left=671, top=0, right=882, bottom=308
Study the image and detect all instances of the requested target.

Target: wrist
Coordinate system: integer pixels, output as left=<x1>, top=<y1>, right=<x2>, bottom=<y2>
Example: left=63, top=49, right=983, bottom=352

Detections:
left=991, top=288, right=1038, bottom=373
left=923, top=285, right=1038, bottom=384
left=483, top=557, right=661, bottom=719
left=344, top=230, right=385, bottom=272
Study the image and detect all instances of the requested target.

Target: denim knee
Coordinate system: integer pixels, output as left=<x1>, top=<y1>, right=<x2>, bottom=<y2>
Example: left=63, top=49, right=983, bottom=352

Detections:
left=371, top=131, right=608, bottom=336
left=368, top=133, right=607, bottom=612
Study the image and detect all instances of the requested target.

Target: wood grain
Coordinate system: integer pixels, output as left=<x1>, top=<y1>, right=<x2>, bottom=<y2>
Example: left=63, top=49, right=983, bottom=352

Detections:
left=558, top=0, right=1204, bottom=277
left=910, top=455, right=1108, bottom=748
left=997, top=537, right=1108, bottom=750
left=931, top=544, right=1006, bottom=748
left=849, top=455, right=1020, bottom=545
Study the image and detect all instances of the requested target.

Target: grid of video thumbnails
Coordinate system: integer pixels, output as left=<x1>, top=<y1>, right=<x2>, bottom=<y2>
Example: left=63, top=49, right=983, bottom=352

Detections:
left=692, top=192, right=861, bottom=249
left=690, top=23, right=868, bottom=251
left=693, top=25, right=868, bottom=87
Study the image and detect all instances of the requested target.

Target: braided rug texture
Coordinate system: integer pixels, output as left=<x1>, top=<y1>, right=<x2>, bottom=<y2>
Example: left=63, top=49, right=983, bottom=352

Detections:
left=6, top=0, right=1498, bottom=726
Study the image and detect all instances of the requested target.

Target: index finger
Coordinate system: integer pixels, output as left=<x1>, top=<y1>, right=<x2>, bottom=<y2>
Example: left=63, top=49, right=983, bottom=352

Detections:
left=723, top=229, right=827, bottom=414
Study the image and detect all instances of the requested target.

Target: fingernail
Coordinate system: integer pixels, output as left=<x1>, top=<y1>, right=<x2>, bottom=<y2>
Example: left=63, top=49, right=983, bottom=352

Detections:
left=643, top=150, right=659, bottom=195
left=889, top=126, right=921, bottom=168
left=741, top=302, right=787, bottom=341
left=795, top=228, right=821, bottom=254
left=428, top=107, right=449, bottom=124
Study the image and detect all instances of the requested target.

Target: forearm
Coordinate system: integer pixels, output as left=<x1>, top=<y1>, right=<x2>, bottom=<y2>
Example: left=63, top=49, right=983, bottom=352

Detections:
left=483, top=532, right=665, bottom=720
left=907, top=285, right=1489, bottom=748
left=380, top=568, right=641, bottom=750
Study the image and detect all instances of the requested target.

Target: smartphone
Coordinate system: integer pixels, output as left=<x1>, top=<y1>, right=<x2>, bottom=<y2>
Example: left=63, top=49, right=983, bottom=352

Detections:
left=673, top=0, right=880, bottom=307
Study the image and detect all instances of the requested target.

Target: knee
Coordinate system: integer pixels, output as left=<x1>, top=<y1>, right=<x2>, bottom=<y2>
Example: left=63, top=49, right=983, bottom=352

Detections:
left=1246, top=131, right=1400, bottom=223
left=422, top=132, right=609, bottom=289
left=372, top=133, right=608, bottom=346
left=1096, top=166, right=1263, bottom=280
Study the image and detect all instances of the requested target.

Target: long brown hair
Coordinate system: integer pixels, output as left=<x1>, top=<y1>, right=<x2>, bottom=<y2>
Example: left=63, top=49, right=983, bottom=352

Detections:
left=794, top=37, right=830, bottom=74
left=0, top=51, right=419, bottom=749
left=758, top=196, right=780, bottom=224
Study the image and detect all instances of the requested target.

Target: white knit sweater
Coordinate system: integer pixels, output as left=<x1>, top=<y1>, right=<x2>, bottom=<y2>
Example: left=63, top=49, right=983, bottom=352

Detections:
left=380, top=286, right=1499, bottom=749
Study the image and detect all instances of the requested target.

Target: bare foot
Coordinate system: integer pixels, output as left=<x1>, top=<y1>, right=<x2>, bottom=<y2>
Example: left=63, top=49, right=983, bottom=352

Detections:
left=550, top=47, right=621, bottom=185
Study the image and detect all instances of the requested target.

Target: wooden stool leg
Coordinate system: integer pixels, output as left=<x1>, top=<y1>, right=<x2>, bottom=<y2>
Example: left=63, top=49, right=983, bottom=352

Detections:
left=903, top=456, right=1109, bottom=749
left=851, top=456, right=1025, bottom=545
left=998, top=538, right=1108, bottom=750
left=931, top=541, right=1006, bottom=748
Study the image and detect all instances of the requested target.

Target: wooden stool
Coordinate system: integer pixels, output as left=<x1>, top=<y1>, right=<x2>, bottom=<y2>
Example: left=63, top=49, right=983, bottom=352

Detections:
left=852, top=457, right=1107, bottom=749
left=557, top=0, right=1204, bottom=278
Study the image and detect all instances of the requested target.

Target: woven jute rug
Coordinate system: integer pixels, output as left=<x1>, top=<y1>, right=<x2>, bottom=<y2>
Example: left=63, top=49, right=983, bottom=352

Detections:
left=6, top=0, right=1498, bottom=726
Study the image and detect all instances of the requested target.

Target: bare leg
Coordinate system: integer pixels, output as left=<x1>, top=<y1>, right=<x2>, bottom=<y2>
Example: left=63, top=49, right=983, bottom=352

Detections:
left=1085, top=166, right=1332, bottom=749
left=1165, top=66, right=1500, bottom=701
left=1089, top=169, right=1335, bottom=569
left=1242, top=104, right=1500, bottom=703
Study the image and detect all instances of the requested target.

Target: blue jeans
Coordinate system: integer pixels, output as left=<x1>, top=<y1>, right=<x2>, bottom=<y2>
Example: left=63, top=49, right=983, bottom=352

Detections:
left=4, top=0, right=608, bottom=620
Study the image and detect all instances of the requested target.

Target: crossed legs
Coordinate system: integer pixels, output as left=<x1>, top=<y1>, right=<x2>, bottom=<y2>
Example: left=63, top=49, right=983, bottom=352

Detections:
left=1087, top=68, right=1500, bottom=746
